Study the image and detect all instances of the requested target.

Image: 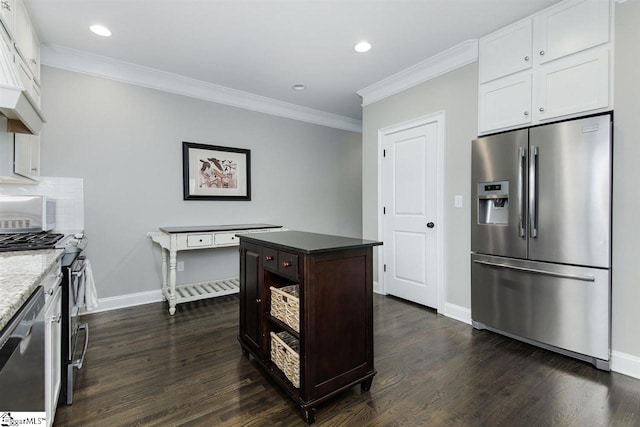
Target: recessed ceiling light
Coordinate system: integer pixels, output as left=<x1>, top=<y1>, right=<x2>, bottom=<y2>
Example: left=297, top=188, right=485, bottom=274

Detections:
left=90, top=24, right=112, bottom=37
left=292, top=84, right=306, bottom=91
left=354, top=41, right=372, bottom=53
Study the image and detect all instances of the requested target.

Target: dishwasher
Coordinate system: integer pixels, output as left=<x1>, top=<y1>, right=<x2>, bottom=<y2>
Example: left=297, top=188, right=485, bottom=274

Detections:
left=0, top=287, right=46, bottom=412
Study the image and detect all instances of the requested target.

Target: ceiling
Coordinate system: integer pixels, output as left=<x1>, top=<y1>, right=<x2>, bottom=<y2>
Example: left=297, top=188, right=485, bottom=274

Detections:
left=25, top=0, right=559, bottom=122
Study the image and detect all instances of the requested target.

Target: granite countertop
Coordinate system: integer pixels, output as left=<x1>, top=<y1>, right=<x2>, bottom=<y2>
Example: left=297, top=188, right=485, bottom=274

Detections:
left=0, top=249, right=64, bottom=332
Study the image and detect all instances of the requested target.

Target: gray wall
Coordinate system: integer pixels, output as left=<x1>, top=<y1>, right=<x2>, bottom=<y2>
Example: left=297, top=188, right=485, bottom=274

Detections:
left=363, top=1, right=640, bottom=364
left=612, top=0, right=640, bottom=359
left=39, top=66, right=362, bottom=299
left=362, top=64, right=478, bottom=308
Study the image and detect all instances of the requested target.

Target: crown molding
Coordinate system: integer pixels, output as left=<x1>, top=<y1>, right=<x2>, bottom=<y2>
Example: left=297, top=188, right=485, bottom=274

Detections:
left=40, top=44, right=362, bottom=133
left=357, top=39, right=479, bottom=107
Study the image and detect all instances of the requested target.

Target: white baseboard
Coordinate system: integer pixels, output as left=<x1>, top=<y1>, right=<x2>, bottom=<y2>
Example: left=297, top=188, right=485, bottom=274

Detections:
left=611, top=350, right=640, bottom=379
left=443, top=302, right=472, bottom=325
left=373, top=281, right=383, bottom=295
left=80, top=289, right=163, bottom=315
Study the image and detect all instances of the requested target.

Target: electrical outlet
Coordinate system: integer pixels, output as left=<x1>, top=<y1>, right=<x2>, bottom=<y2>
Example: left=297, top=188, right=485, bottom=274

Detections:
left=177, top=261, right=184, bottom=272
left=454, top=195, right=463, bottom=208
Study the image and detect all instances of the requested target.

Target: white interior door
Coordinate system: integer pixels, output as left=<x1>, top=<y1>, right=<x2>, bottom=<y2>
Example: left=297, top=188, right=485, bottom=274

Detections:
left=382, top=121, right=438, bottom=308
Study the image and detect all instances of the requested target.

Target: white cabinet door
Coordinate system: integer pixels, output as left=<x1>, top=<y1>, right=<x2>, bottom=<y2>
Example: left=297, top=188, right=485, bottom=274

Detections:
left=479, top=18, right=532, bottom=83
left=535, top=48, right=609, bottom=122
left=0, top=0, right=15, bottom=37
left=30, top=22, right=39, bottom=81
left=534, top=0, right=609, bottom=65
left=14, top=132, right=39, bottom=179
left=479, top=71, right=532, bottom=134
left=45, top=286, right=62, bottom=427
left=13, top=0, right=30, bottom=60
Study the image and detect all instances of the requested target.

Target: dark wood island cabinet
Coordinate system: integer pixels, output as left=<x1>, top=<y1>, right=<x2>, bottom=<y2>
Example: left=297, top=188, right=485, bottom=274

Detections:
left=238, top=230, right=382, bottom=423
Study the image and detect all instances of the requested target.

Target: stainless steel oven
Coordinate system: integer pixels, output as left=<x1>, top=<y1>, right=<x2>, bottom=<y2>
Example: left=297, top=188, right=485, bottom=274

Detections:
left=60, top=255, right=89, bottom=405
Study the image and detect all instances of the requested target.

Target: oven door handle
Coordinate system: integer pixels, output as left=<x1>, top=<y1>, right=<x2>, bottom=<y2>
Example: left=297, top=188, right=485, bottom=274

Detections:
left=71, top=323, right=89, bottom=370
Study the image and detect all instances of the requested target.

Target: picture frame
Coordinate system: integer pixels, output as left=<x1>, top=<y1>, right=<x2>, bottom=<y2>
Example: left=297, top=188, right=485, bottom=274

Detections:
left=182, top=142, right=251, bottom=200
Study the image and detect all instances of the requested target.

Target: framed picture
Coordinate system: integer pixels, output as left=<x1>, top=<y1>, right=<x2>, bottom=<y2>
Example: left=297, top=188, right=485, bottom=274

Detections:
left=182, top=142, right=251, bottom=200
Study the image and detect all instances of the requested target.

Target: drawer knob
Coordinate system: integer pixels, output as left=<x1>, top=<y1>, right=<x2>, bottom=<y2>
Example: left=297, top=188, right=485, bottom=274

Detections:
left=265, top=256, right=274, bottom=261
left=256, top=298, right=262, bottom=304
left=524, top=55, right=529, bottom=61
left=282, top=261, right=292, bottom=268
left=539, top=107, right=545, bottom=112
left=524, top=111, right=529, bottom=116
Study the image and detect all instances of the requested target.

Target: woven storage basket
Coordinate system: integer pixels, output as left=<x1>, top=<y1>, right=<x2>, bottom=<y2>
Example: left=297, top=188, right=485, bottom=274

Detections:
left=270, top=331, right=300, bottom=388
left=270, top=285, right=300, bottom=333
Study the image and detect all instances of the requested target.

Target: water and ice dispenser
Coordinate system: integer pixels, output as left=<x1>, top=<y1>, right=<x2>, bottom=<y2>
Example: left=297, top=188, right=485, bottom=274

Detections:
left=477, top=181, right=509, bottom=225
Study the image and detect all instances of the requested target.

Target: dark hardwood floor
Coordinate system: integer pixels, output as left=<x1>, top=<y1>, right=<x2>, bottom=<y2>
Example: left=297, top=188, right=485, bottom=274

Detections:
left=54, top=294, right=640, bottom=426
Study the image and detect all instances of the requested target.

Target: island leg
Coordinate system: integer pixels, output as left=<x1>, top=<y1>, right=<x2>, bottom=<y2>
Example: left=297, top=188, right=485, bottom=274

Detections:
left=302, top=407, right=316, bottom=424
left=361, top=377, right=374, bottom=392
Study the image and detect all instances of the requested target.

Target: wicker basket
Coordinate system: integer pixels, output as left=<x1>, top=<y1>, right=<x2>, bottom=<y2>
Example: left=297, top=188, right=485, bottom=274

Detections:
left=270, top=285, right=300, bottom=333
left=270, top=331, right=300, bottom=388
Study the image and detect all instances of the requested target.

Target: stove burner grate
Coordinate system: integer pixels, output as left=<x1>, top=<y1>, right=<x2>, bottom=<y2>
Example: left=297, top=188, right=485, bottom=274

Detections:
left=0, top=232, right=65, bottom=252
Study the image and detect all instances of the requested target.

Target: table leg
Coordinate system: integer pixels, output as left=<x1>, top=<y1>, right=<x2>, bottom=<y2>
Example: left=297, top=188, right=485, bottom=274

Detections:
left=168, top=250, right=177, bottom=315
left=161, top=248, right=168, bottom=296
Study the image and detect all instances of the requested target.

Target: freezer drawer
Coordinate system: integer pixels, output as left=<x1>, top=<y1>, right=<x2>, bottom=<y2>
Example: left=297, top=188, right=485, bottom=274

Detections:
left=471, top=254, right=610, bottom=361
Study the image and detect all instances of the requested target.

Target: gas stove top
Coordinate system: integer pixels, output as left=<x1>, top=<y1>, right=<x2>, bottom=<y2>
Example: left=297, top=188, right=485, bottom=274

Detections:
left=0, top=232, right=65, bottom=252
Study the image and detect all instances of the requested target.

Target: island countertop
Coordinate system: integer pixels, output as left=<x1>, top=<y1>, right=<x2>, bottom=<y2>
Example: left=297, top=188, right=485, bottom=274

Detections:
left=0, top=249, right=64, bottom=332
left=238, top=230, right=382, bottom=254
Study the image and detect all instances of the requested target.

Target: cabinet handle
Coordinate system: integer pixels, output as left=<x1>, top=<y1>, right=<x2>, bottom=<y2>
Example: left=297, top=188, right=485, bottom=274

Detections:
left=29, top=58, right=36, bottom=65
left=282, top=261, right=292, bottom=268
left=31, top=168, right=38, bottom=172
left=256, top=298, right=261, bottom=304
left=46, top=288, right=54, bottom=296
left=524, top=111, right=529, bottom=116
left=539, top=50, right=545, bottom=56
left=1, top=1, right=10, bottom=11
left=539, top=107, right=545, bottom=112
left=49, top=314, right=61, bottom=324
left=524, top=56, right=529, bottom=61
left=265, top=256, right=274, bottom=261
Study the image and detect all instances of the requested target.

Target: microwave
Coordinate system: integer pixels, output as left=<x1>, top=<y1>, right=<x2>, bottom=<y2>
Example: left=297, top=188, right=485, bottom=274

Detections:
left=0, top=195, right=56, bottom=233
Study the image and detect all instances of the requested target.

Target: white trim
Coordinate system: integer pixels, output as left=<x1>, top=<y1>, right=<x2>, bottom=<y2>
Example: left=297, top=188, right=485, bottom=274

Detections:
left=79, top=289, right=163, bottom=314
left=377, top=111, right=446, bottom=314
left=358, top=40, right=478, bottom=106
left=40, top=44, right=362, bottom=133
left=611, top=350, right=640, bottom=380
left=443, top=303, right=472, bottom=325
left=373, top=280, right=382, bottom=295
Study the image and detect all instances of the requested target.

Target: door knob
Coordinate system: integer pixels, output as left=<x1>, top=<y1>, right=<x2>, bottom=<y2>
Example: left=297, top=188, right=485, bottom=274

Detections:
left=426, top=222, right=435, bottom=228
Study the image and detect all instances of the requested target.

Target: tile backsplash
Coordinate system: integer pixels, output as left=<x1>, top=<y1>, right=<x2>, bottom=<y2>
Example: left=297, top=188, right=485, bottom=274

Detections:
left=0, top=177, right=84, bottom=231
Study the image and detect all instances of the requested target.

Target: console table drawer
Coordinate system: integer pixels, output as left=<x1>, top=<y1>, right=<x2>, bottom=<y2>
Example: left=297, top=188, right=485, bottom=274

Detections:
left=214, top=232, right=238, bottom=245
left=187, top=234, right=213, bottom=247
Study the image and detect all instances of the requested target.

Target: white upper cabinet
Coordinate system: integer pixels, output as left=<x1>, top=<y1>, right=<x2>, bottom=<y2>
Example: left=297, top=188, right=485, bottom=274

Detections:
left=14, top=0, right=39, bottom=83
left=478, top=0, right=612, bottom=135
left=534, top=0, right=610, bottom=65
left=535, top=48, right=609, bottom=121
left=479, top=71, right=533, bottom=133
left=0, top=0, right=15, bottom=38
left=479, top=19, right=532, bottom=84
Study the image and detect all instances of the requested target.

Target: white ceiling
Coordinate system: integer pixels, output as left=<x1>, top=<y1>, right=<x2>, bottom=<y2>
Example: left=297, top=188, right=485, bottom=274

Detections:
left=26, top=0, right=559, bottom=122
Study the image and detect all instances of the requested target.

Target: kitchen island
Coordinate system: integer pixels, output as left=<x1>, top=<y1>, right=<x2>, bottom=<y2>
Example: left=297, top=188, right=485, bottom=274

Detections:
left=0, top=249, right=63, bottom=331
left=237, top=230, right=382, bottom=423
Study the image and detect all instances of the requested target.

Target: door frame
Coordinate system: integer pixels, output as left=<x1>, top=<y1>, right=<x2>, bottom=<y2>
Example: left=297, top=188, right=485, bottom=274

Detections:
left=377, top=111, right=446, bottom=313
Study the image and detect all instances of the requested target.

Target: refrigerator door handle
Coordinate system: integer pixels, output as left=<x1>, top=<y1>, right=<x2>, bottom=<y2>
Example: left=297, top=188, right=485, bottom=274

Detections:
left=529, top=146, right=539, bottom=238
left=472, top=259, right=596, bottom=282
left=518, top=147, right=527, bottom=238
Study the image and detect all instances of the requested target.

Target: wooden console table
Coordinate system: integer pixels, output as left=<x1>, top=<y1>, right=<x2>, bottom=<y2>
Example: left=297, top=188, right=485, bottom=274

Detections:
left=147, top=224, right=282, bottom=314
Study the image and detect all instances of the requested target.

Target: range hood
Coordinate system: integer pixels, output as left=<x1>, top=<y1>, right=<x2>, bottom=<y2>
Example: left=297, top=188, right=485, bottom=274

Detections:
left=0, top=39, right=45, bottom=135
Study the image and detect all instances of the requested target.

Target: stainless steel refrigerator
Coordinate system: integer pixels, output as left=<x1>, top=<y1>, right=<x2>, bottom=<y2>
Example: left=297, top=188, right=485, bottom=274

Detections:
left=471, top=113, right=612, bottom=370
